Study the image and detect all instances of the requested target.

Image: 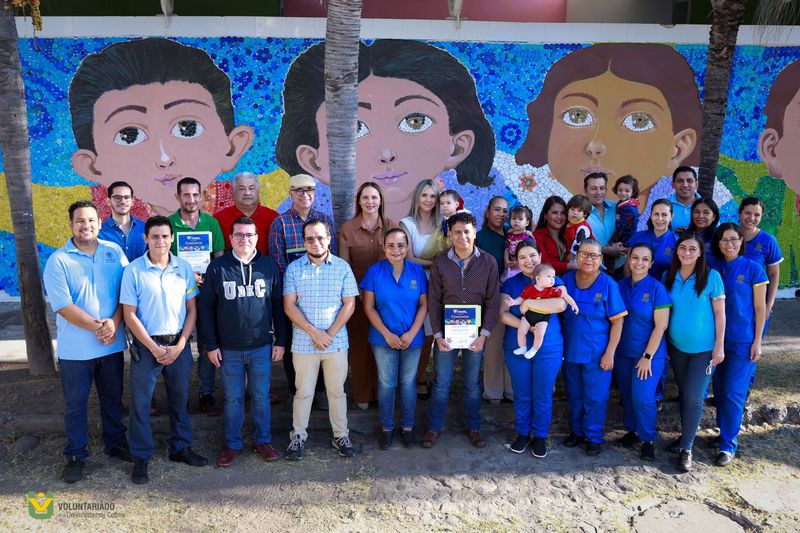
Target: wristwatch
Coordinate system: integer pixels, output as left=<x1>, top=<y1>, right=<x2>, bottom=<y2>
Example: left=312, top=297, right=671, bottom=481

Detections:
left=643, top=352, right=653, bottom=360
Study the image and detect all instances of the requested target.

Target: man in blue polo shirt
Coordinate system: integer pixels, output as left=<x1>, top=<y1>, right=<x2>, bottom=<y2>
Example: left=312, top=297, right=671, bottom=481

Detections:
left=584, top=173, right=626, bottom=269
left=43, top=200, right=133, bottom=484
left=121, top=215, right=208, bottom=484
left=98, top=181, right=147, bottom=262
left=667, top=166, right=700, bottom=232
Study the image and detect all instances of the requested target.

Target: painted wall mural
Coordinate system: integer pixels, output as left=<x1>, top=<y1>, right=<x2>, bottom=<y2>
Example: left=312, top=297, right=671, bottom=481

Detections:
left=0, top=35, right=798, bottom=296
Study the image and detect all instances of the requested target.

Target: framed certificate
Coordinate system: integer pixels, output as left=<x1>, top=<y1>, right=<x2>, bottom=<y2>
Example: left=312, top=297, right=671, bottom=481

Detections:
left=444, top=305, right=481, bottom=349
left=177, top=231, right=212, bottom=273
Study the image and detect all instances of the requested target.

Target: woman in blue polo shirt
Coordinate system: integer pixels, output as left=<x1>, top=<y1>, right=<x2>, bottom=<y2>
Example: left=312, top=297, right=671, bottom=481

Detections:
left=361, top=228, right=428, bottom=450
left=615, top=244, right=671, bottom=461
left=686, top=197, right=720, bottom=253
left=499, top=240, right=568, bottom=459
left=663, top=232, right=725, bottom=472
left=627, top=199, right=678, bottom=282
left=707, top=223, right=767, bottom=467
left=738, top=197, right=782, bottom=326
left=561, top=239, right=627, bottom=456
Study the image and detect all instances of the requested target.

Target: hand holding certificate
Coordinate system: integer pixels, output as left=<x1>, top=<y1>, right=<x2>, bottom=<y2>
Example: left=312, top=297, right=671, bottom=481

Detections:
left=443, top=305, right=481, bottom=350
left=177, top=231, right=212, bottom=273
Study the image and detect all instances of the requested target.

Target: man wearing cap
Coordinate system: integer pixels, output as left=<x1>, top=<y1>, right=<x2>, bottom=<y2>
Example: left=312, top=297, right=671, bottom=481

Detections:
left=268, top=174, right=337, bottom=407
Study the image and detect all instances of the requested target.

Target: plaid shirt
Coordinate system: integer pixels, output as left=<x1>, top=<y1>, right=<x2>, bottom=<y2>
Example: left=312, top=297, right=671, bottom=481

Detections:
left=268, top=206, right=338, bottom=273
left=283, top=253, right=358, bottom=353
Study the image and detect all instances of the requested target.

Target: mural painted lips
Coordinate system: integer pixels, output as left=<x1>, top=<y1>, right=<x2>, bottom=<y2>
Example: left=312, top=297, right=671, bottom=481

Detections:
left=373, top=171, right=407, bottom=184
left=155, top=175, right=180, bottom=185
left=580, top=166, right=613, bottom=176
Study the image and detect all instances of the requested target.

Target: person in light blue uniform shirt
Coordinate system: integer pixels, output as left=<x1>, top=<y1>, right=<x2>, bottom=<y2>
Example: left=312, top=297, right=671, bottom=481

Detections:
left=42, top=200, right=130, bottom=484
left=98, top=181, right=147, bottom=262
left=121, top=216, right=206, bottom=484
left=361, top=228, right=429, bottom=450
left=663, top=232, right=726, bottom=472
left=707, top=223, right=768, bottom=467
left=499, top=240, right=568, bottom=459
left=667, top=166, right=700, bottom=231
left=614, top=244, right=671, bottom=461
left=561, top=239, right=627, bottom=456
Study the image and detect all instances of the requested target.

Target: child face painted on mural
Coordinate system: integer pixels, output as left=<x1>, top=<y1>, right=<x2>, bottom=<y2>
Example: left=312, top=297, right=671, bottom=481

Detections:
left=297, top=75, right=474, bottom=221
left=760, top=77, right=800, bottom=196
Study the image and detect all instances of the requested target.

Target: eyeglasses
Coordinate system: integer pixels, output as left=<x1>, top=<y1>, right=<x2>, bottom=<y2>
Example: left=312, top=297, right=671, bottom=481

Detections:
left=720, top=238, right=742, bottom=245
left=291, top=188, right=315, bottom=196
left=304, top=235, right=328, bottom=243
left=232, top=232, right=257, bottom=240
left=111, top=195, right=132, bottom=201
left=577, top=251, right=603, bottom=260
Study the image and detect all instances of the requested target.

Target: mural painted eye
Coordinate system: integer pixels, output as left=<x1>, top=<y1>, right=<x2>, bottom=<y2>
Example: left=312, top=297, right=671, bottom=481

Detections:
left=356, top=120, right=370, bottom=139
left=171, top=120, right=205, bottom=139
left=398, top=113, right=433, bottom=133
left=561, top=107, right=594, bottom=127
left=114, top=127, right=147, bottom=146
left=622, top=112, right=655, bottom=132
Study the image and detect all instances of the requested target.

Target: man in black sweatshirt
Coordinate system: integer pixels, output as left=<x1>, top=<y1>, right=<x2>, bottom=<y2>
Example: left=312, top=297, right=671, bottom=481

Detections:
left=198, top=216, right=288, bottom=467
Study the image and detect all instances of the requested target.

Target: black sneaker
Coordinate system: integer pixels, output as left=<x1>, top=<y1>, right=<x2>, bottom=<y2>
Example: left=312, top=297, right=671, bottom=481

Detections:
left=332, top=435, right=355, bottom=458
left=400, top=430, right=417, bottom=448
left=198, top=394, right=220, bottom=417
left=616, top=431, right=641, bottom=449
left=168, top=447, right=209, bottom=467
left=667, top=436, right=682, bottom=453
left=586, top=441, right=602, bottom=456
left=678, top=449, right=692, bottom=472
left=131, top=459, right=149, bottom=484
left=379, top=429, right=393, bottom=450
left=509, top=435, right=531, bottom=454
left=563, top=433, right=585, bottom=448
left=641, top=441, right=655, bottom=461
left=532, top=437, right=547, bottom=458
left=656, top=400, right=663, bottom=412
left=286, top=435, right=304, bottom=461
left=105, top=441, right=134, bottom=463
left=715, top=451, right=733, bottom=467
left=62, top=456, right=84, bottom=484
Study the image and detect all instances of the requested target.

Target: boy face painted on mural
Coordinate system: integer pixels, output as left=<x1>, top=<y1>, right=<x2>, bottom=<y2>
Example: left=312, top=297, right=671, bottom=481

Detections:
left=760, top=60, right=800, bottom=197
left=69, top=38, right=254, bottom=215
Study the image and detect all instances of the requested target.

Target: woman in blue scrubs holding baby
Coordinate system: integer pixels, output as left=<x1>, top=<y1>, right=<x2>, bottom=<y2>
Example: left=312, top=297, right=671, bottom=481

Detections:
left=707, top=223, right=767, bottom=467
left=615, top=243, right=671, bottom=461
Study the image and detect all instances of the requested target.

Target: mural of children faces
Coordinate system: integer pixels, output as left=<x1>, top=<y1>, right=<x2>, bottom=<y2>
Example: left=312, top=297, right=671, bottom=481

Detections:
left=275, top=39, right=495, bottom=221
left=69, top=38, right=254, bottom=215
left=760, top=60, right=800, bottom=197
left=515, top=43, right=702, bottom=204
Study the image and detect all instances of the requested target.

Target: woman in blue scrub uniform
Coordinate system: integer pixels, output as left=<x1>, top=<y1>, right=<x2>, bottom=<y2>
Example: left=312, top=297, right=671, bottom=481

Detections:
left=738, top=197, right=782, bottom=325
left=627, top=199, right=678, bottom=282
left=707, top=223, right=767, bottom=467
left=561, top=239, right=627, bottom=456
left=663, top=232, right=726, bottom=472
left=500, top=240, right=568, bottom=459
left=615, top=244, right=671, bottom=461
left=686, top=197, right=720, bottom=253
left=362, top=228, right=429, bottom=450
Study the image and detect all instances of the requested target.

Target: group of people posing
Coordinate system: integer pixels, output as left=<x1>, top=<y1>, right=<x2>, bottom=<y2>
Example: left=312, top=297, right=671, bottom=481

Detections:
left=43, top=165, right=783, bottom=485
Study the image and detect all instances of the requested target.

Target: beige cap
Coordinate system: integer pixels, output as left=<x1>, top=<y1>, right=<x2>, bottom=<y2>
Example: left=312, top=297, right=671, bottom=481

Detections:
left=289, top=174, right=316, bottom=189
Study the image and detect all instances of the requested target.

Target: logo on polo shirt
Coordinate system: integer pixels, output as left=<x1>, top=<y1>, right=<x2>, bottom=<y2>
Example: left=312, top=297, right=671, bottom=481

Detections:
left=410, top=279, right=418, bottom=289
left=641, top=292, right=650, bottom=303
left=755, top=243, right=763, bottom=252
left=594, top=292, right=603, bottom=302
left=664, top=247, right=673, bottom=257
left=736, top=274, right=745, bottom=284
left=104, top=251, right=116, bottom=263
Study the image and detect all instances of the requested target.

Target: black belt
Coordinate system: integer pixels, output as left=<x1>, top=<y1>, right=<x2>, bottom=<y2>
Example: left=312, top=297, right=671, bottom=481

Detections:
left=151, top=334, right=181, bottom=346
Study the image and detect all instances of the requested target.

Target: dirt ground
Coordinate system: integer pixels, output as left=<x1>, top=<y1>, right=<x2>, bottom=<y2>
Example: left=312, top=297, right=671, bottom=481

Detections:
left=0, top=301, right=798, bottom=531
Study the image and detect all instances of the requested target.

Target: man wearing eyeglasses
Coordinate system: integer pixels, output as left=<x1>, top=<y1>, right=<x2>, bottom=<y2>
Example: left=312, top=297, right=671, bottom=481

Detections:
left=99, top=181, right=147, bottom=261
left=198, top=216, right=287, bottom=467
left=215, top=171, right=279, bottom=255
left=269, top=174, right=338, bottom=408
left=283, top=219, right=357, bottom=460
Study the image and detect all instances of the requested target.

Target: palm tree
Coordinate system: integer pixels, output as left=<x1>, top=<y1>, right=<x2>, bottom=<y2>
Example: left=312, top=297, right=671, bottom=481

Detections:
left=0, top=2, right=55, bottom=375
left=323, top=0, right=363, bottom=231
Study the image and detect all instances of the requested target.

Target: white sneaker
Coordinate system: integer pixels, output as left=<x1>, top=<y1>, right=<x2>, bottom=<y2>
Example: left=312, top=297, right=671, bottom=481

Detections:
left=513, top=346, right=528, bottom=356
left=524, top=347, right=538, bottom=359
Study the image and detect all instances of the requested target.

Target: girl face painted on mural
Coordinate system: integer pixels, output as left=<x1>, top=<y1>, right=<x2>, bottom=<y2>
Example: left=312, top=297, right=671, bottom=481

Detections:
left=297, top=75, right=475, bottom=221
left=547, top=70, right=694, bottom=200
left=72, top=81, right=253, bottom=215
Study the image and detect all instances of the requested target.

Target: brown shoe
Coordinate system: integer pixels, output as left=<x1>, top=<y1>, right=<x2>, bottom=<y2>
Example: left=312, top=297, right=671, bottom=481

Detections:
left=217, top=448, right=241, bottom=467
left=421, top=430, right=440, bottom=449
left=253, top=443, right=280, bottom=462
left=465, top=430, right=486, bottom=448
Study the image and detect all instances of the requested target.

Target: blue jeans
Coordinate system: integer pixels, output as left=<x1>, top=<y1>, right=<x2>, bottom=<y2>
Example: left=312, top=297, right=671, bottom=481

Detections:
left=563, top=359, right=613, bottom=443
left=129, top=340, right=194, bottom=461
left=220, top=345, right=273, bottom=450
left=669, top=344, right=714, bottom=451
left=427, top=345, right=484, bottom=433
left=372, top=344, right=422, bottom=430
left=714, top=342, right=756, bottom=454
left=614, top=356, right=666, bottom=442
left=196, top=335, right=215, bottom=396
left=59, top=352, right=126, bottom=459
left=504, top=346, right=562, bottom=438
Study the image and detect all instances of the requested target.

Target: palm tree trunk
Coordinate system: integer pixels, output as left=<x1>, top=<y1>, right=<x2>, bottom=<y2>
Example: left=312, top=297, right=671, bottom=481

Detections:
left=698, top=0, right=747, bottom=198
left=324, top=0, right=363, bottom=232
left=0, top=5, right=55, bottom=375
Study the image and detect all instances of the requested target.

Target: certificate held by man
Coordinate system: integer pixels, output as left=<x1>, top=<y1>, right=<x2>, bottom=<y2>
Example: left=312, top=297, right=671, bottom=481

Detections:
left=177, top=231, right=212, bottom=273
left=444, top=305, right=481, bottom=349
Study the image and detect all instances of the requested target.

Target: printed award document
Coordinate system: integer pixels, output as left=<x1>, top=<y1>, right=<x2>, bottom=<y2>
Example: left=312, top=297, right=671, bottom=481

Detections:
left=444, top=305, right=481, bottom=349
left=177, top=231, right=212, bottom=273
